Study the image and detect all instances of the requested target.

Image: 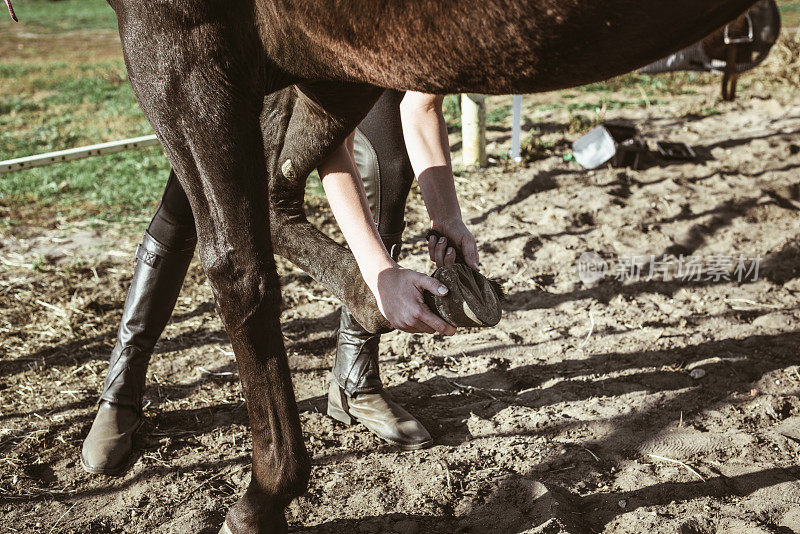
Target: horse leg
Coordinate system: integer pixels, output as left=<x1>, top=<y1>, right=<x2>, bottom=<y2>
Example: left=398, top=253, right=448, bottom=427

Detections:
left=112, top=2, right=305, bottom=532
left=263, top=83, right=392, bottom=334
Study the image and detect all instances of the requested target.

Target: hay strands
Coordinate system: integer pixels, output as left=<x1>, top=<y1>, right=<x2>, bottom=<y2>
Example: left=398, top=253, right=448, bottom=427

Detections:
left=647, top=453, right=706, bottom=482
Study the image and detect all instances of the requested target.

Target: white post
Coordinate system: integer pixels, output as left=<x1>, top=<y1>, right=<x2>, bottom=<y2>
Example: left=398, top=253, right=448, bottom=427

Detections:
left=510, top=95, right=523, bottom=162
left=461, top=93, right=487, bottom=168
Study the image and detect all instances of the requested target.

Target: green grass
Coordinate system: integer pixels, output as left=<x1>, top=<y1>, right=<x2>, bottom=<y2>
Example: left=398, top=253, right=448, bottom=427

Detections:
left=1, top=149, right=170, bottom=218
left=306, top=169, right=324, bottom=197
left=442, top=94, right=461, bottom=131
left=0, top=58, right=325, bottom=222
left=533, top=96, right=666, bottom=115
left=0, top=1, right=163, bottom=221
left=0, top=0, right=331, bottom=223
left=574, top=73, right=702, bottom=97
left=486, top=104, right=512, bottom=124
left=443, top=97, right=513, bottom=130
left=2, top=0, right=117, bottom=33
left=0, top=51, right=168, bottom=221
left=778, top=0, right=800, bottom=27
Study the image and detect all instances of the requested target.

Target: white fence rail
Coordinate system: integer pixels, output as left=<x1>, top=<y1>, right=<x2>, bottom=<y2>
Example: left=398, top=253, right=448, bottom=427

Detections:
left=0, top=135, right=159, bottom=174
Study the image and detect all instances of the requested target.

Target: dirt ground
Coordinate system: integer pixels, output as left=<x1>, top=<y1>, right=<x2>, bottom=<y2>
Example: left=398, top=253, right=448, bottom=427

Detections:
left=2, top=72, right=800, bottom=532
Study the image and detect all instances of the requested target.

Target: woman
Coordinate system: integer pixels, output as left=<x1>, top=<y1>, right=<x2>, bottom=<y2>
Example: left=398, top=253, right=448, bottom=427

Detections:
left=81, top=89, right=478, bottom=474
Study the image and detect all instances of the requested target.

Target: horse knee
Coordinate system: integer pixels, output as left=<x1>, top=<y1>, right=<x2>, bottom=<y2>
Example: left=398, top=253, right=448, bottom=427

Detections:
left=203, top=249, right=282, bottom=330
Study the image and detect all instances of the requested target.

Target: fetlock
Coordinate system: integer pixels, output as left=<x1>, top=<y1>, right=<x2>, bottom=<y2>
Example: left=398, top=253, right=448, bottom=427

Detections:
left=223, top=489, right=289, bottom=534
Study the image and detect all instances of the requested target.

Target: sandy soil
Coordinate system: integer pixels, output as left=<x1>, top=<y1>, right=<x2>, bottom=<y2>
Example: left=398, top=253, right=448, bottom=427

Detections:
left=1, top=80, right=799, bottom=533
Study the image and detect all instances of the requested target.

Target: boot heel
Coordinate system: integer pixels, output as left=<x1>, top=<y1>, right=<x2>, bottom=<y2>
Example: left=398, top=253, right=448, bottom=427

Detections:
left=327, top=399, right=353, bottom=425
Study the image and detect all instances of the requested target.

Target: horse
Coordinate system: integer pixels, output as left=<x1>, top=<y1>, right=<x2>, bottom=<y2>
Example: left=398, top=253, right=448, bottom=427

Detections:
left=9, top=1, right=760, bottom=531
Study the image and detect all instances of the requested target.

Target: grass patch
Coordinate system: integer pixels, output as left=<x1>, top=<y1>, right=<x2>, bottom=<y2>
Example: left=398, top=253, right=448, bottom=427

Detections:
left=566, top=112, right=600, bottom=134
left=0, top=96, right=40, bottom=114
left=443, top=94, right=461, bottom=131
left=2, top=0, right=117, bottom=33
left=0, top=63, right=59, bottom=79
left=0, top=49, right=327, bottom=223
left=1, top=148, right=170, bottom=222
left=0, top=0, right=334, bottom=224
left=306, top=170, right=324, bottom=197
left=533, top=96, right=666, bottom=115
left=0, top=42, right=161, bottom=221
left=520, top=135, right=571, bottom=163
left=778, top=0, right=800, bottom=27
left=486, top=104, right=512, bottom=124
left=0, top=1, right=169, bottom=223
left=575, top=73, right=704, bottom=97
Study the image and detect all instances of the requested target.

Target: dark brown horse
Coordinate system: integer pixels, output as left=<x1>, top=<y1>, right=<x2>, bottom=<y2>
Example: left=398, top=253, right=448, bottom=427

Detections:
left=21, top=1, right=763, bottom=532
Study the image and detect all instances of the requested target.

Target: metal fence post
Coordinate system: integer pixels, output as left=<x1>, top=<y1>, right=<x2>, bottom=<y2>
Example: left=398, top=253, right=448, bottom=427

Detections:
left=510, top=95, right=523, bottom=162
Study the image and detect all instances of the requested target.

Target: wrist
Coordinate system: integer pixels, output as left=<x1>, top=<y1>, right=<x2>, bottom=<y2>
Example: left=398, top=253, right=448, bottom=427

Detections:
left=360, top=256, right=398, bottom=293
left=430, top=213, right=463, bottom=230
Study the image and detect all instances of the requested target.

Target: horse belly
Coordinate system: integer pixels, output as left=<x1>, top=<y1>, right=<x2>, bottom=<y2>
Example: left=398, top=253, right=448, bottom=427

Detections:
left=258, top=0, right=759, bottom=94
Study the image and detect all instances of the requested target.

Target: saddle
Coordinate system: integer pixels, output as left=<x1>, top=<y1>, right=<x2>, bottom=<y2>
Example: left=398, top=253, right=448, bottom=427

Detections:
left=639, top=0, right=781, bottom=101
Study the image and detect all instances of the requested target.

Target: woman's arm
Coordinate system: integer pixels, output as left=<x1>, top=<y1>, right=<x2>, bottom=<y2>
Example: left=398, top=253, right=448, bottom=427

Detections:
left=400, top=92, right=479, bottom=270
left=318, top=137, right=456, bottom=336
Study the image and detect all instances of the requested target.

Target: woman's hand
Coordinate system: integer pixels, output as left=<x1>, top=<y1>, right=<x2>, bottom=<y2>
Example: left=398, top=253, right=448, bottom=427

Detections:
left=369, top=264, right=457, bottom=335
left=429, top=216, right=479, bottom=269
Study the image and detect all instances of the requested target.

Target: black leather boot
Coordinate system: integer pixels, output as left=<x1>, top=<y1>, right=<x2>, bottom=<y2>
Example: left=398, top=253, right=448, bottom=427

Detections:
left=327, top=234, right=432, bottom=450
left=81, top=231, right=194, bottom=474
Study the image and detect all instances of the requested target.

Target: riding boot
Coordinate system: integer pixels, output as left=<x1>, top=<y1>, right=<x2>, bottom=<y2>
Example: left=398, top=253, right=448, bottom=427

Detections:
left=81, top=231, right=194, bottom=474
left=327, top=234, right=433, bottom=450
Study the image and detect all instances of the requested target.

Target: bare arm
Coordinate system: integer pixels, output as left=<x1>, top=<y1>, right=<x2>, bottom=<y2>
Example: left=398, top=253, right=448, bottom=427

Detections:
left=318, top=137, right=455, bottom=336
left=400, top=92, right=479, bottom=269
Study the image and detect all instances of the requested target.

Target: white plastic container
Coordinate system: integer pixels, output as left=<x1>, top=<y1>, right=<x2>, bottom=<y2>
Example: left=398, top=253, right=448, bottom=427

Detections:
left=572, top=126, right=617, bottom=170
